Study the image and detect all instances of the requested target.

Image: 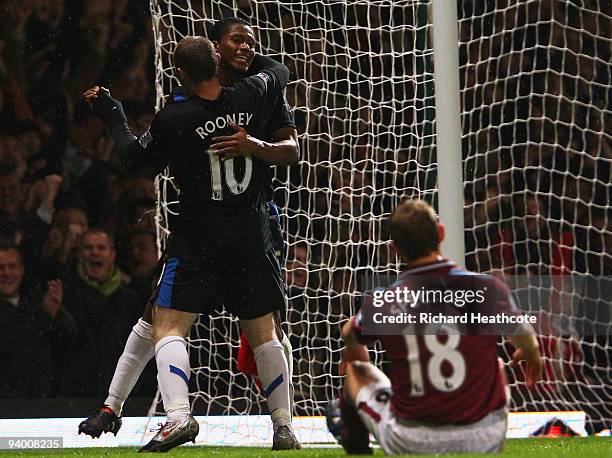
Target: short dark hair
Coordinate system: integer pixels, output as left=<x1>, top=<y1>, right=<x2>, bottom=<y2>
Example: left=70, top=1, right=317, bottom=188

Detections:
left=129, top=227, right=156, bottom=242
left=174, top=36, right=217, bottom=84
left=389, top=199, right=439, bottom=262
left=0, top=238, right=23, bottom=264
left=80, top=227, right=115, bottom=249
left=209, top=17, right=251, bottom=42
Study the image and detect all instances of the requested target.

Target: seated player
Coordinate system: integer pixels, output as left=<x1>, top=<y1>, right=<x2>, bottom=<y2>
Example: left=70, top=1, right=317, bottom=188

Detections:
left=327, top=199, right=543, bottom=454
left=78, top=17, right=299, bottom=447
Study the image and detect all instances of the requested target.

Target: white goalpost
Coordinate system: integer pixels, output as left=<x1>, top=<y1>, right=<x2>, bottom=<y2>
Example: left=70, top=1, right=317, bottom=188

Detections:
left=148, top=0, right=611, bottom=442
left=431, top=0, right=465, bottom=264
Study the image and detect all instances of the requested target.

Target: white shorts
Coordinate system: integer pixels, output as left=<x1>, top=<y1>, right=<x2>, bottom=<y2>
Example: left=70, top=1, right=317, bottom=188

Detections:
left=355, top=379, right=508, bottom=455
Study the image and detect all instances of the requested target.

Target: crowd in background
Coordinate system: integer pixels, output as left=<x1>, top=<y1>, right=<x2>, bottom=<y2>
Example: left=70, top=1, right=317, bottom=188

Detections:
left=0, top=0, right=157, bottom=399
left=0, top=0, right=609, bottom=421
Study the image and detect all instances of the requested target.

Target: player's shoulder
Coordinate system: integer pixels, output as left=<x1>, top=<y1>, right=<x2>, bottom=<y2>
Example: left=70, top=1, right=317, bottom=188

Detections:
left=159, top=97, right=199, bottom=117
left=154, top=97, right=201, bottom=130
left=448, top=265, right=504, bottom=283
left=227, top=72, right=273, bottom=95
left=452, top=268, right=511, bottom=297
left=225, top=78, right=255, bottom=96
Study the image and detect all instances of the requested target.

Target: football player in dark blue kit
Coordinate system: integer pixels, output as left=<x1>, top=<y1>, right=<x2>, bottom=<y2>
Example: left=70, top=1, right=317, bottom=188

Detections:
left=205, top=17, right=297, bottom=402
left=80, top=36, right=299, bottom=452
left=79, top=18, right=299, bottom=450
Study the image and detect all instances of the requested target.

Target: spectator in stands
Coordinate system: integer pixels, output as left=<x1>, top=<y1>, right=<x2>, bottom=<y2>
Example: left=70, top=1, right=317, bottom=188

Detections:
left=114, top=196, right=156, bottom=268
left=285, top=242, right=308, bottom=291
left=125, top=228, right=158, bottom=305
left=62, top=228, right=140, bottom=396
left=0, top=240, right=77, bottom=398
left=36, top=204, right=89, bottom=283
left=18, top=173, right=63, bottom=285
left=0, top=173, right=24, bottom=222
left=124, top=175, right=155, bottom=202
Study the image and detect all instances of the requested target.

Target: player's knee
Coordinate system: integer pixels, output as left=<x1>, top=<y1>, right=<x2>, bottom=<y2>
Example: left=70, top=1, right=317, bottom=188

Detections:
left=345, top=361, right=386, bottom=402
left=151, top=306, right=195, bottom=343
left=344, top=368, right=365, bottom=405
left=352, top=361, right=387, bottom=382
left=240, top=313, right=277, bottom=348
left=152, top=326, right=186, bottom=344
left=244, top=328, right=277, bottom=348
left=273, top=310, right=284, bottom=340
left=151, top=324, right=170, bottom=344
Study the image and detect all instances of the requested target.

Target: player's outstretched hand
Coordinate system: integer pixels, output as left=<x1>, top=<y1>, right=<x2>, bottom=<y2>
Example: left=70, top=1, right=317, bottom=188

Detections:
left=211, top=121, right=261, bottom=160
left=83, top=86, right=101, bottom=104
left=510, top=347, right=543, bottom=389
left=82, top=86, right=125, bottom=122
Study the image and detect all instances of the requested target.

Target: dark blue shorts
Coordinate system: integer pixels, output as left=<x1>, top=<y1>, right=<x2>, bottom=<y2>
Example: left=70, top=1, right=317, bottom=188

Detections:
left=153, top=232, right=286, bottom=320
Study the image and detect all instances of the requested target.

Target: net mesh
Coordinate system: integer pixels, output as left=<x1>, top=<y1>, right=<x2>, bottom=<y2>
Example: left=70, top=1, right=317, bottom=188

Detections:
left=460, top=0, right=611, bottom=432
left=149, top=0, right=611, bottom=433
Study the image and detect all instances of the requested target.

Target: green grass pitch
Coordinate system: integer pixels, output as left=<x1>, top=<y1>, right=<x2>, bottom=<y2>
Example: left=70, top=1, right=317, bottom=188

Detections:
left=2, top=438, right=611, bottom=457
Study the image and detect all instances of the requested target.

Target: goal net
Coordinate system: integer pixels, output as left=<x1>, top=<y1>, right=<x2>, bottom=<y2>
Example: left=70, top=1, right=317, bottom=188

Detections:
left=459, top=0, right=611, bottom=434
left=149, top=0, right=611, bottom=437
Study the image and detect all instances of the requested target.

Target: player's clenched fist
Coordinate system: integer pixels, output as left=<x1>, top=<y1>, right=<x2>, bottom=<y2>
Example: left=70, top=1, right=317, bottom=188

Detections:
left=83, top=86, right=126, bottom=122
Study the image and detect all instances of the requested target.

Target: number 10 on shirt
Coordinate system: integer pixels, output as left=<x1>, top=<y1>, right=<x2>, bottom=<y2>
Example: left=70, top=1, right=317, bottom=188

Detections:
left=208, top=150, right=253, bottom=200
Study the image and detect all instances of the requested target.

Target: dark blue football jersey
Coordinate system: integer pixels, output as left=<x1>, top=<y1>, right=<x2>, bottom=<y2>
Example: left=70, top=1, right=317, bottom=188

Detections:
left=138, top=69, right=288, bottom=247
left=169, top=83, right=296, bottom=201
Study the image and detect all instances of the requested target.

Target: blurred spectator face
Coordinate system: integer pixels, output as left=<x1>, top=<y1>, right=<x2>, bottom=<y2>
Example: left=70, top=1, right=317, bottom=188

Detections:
left=35, top=0, right=66, bottom=30
left=71, top=117, right=104, bottom=153
left=83, top=0, right=111, bottom=19
left=485, top=187, right=499, bottom=210
left=79, top=231, right=116, bottom=283
left=525, top=195, right=545, bottom=237
left=1, top=136, right=26, bottom=160
left=331, top=268, right=355, bottom=314
left=17, top=130, right=42, bottom=159
left=526, top=195, right=540, bottom=216
left=112, top=0, right=128, bottom=16
left=42, top=226, right=63, bottom=260
left=0, top=248, right=24, bottom=299
left=125, top=176, right=155, bottom=201
left=216, top=23, right=256, bottom=74
left=0, top=219, right=23, bottom=246
left=128, top=232, right=158, bottom=278
left=133, top=202, right=155, bottom=230
left=107, top=172, right=123, bottom=205
left=54, top=207, right=88, bottom=235
left=285, top=244, right=308, bottom=289
left=130, top=112, right=154, bottom=137
left=0, top=175, right=23, bottom=220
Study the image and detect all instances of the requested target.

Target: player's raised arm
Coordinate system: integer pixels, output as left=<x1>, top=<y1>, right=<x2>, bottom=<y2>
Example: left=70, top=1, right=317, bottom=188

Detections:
left=508, top=332, right=543, bottom=389
left=247, top=54, right=291, bottom=89
left=83, top=86, right=166, bottom=170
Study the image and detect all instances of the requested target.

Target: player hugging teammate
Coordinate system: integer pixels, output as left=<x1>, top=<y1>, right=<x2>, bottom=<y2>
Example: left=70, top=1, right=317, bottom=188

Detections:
left=79, top=18, right=300, bottom=453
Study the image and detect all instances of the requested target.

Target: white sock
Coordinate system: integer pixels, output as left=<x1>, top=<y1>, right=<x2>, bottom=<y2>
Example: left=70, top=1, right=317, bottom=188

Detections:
left=280, top=331, right=294, bottom=416
left=253, top=339, right=291, bottom=432
left=105, top=318, right=154, bottom=415
left=155, top=335, right=191, bottom=422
